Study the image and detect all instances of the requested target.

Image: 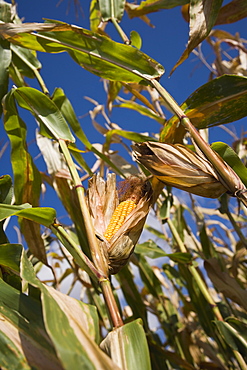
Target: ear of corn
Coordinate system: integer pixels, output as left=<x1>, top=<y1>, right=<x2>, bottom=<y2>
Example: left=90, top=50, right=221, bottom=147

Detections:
left=132, top=142, right=229, bottom=198
left=104, top=199, right=137, bottom=241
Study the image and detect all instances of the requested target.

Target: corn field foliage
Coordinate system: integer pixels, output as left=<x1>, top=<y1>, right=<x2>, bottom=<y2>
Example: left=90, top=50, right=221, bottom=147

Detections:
left=0, top=1, right=247, bottom=369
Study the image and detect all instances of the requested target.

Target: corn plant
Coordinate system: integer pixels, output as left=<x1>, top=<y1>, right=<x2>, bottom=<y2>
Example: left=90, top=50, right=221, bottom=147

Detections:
left=0, top=1, right=247, bottom=369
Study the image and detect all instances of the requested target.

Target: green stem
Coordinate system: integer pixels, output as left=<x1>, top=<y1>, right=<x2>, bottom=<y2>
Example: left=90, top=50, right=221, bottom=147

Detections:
left=58, top=139, right=123, bottom=328
left=59, top=139, right=108, bottom=277
left=167, top=218, right=223, bottom=322
left=150, top=79, right=185, bottom=117
left=111, top=18, right=130, bottom=44
left=100, top=279, right=124, bottom=328
left=9, top=62, right=26, bottom=87
left=51, top=224, right=100, bottom=282
left=33, top=68, right=49, bottom=94
left=53, top=226, right=123, bottom=327
left=11, top=45, right=49, bottom=94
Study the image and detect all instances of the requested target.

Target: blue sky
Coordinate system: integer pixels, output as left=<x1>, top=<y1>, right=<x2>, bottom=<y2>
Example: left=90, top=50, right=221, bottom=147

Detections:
left=14, top=0, right=247, bottom=143
left=1, top=0, right=247, bottom=243
left=2, top=2, right=246, bottom=136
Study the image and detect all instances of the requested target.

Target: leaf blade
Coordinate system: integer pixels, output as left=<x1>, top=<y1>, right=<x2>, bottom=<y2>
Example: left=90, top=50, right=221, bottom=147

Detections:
left=12, top=86, right=75, bottom=143
left=211, top=142, right=247, bottom=187
left=98, top=0, right=125, bottom=21
left=1, top=21, right=164, bottom=83
left=0, top=203, right=56, bottom=228
left=171, top=0, right=223, bottom=73
left=160, top=75, right=247, bottom=142
left=20, top=250, right=117, bottom=370
left=101, top=319, right=151, bottom=370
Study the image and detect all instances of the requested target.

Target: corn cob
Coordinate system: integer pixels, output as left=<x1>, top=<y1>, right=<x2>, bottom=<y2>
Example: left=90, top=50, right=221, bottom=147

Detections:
left=104, top=199, right=137, bottom=241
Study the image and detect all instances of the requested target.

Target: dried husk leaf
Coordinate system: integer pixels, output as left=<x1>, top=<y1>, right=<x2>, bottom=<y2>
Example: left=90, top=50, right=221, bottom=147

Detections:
left=107, top=181, right=153, bottom=274
left=87, top=174, right=153, bottom=274
left=132, top=142, right=228, bottom=198
left=87, top=174, right=119, bottom=237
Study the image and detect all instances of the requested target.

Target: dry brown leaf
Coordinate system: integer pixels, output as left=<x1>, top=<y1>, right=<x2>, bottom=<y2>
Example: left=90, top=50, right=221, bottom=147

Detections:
left=204, top=258, right=247, bottom=311
left=133, top=142, right=228, bottom=198
left=171, top=0, right=222, bottom=74
left=0, top=22, right=56, bottom=38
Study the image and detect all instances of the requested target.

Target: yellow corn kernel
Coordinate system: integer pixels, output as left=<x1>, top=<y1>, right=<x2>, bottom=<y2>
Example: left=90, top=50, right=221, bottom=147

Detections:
left=104, top=200, right=137, bottom=241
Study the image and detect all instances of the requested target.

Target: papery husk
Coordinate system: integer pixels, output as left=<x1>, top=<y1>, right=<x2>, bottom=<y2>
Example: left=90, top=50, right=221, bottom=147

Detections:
left=107, top=180, right=153, bottom=274
left=87, top=174, right=119, bottom=237
left=132, top=142, right=228, bottom=198
left=87, top=174, right=153, bottom=274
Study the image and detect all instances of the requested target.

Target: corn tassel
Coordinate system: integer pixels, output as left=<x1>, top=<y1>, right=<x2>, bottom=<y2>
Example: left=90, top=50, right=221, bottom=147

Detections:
left=104, top=200, right=137, bottom=241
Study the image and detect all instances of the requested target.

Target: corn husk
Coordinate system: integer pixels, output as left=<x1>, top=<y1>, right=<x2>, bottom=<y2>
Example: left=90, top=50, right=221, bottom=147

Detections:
left=132, top=142, right=229, bottom=198
left=87, top=174, right=153, bottom=274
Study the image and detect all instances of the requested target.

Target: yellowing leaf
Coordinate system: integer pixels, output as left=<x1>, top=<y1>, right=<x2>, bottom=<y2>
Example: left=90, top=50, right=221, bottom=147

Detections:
left=171, top=0, right=223, bottom=74
left=0, top=21, right=164, bottom=83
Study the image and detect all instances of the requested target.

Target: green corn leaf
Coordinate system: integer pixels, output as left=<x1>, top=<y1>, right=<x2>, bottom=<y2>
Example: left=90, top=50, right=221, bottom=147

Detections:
left=135, top=240, right=192, bottom=262
left=0, top=203, right=56, bottom=228
left=0, top=277, right=61, bottom=369
left=116, top=266, right=148, bottom=327
left=12, top=87, right=75, bottom=143
left=115, top=100, right=164, bottom=123
left=51, top=87, right=90, bottom=146
left=3, top=89, right=47, bottom=262
left=0, top=175, right=13, bottom=244
left=90, top=0, right=101, bottom=32
left=3, top=90, right=42, bottom=205
left=51, top=88, right=93, bottom=175
left=144, top=225, right=166, bottom=239
left=0, top=21, right=164, bottom=83
left=178, top=263, right=218, bottom=338
left=226, top=317, right=247, bottom=343
left=105, top=129, right=155, bottom=149
left=0, top=39, right=11, bottom=117
left=101, top=319, right=151, bottom=370
left=211, top=141, right=247, bottom=187
left=0, top=0, right=12, bottom=114
left=11, top=44, right=41, bottom=78
left=161, top=75, right=247, bottom=142
left=0, top=203, right=31, bottom=218
left=135, top=240, right=167, bottom=258
left=215, top=318, right=247, bottom=357
left=20, top=250, right=117, bottom=370
left=0, top=329, right=33, bottom=370
left=137, top=254, right=163, bottom=297
left=185, top=75, right=247, bottom=129
left=98, top=0, right=125, bottom=22
left=130, top=30, right=142, bottom=49
left=0, top=243, right=22, bottom=273
left=0, top=175, right=13, bottom=204
left=87, top=286, right=112, bottom=331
